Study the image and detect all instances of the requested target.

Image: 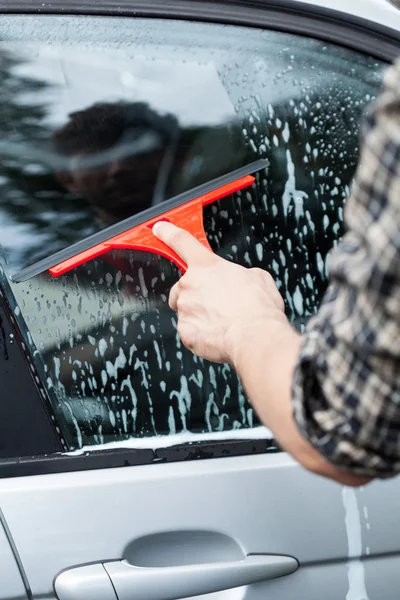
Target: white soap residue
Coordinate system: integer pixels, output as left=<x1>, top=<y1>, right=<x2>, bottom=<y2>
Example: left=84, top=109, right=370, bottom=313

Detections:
left=98, top=338, right=108, bottom=357
left=53, top=356, right=61, bottom=380
left=189, top=369, right=204, bottom=389
left=63, top=426, right=273, bottom=455
left=106, top=348, right=127, bottom=379
left=268, top=104, right=274, bottom=119
left=170, top=375, right=191, bottom=430
left=342, top=487, right=369, bottom=600
left=282, top=122, right=290, bottom=143
left=293, top=285, right=304, bottom=316
left=316, top=252, right=325, bottom=278
left=121, top=375, right=138, bottom=428
left=138, top=267, right=148, bottom=299
left=282, top=150, right=308, bottom=220
left=153, top=340, right=163, bottom=370
left=121, top=409, right=128, bottom=433
left=63, top=401, right=83, bottom=449
left=122, top=317, right=129, bottom=337
left=168, top=406, right=176, bottom=435
left=255, top=243, right=263, bottom=261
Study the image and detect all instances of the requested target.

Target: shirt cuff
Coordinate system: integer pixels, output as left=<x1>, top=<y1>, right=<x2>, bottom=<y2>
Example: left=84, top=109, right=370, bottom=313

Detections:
left=292, top=321, right=396, bottom=479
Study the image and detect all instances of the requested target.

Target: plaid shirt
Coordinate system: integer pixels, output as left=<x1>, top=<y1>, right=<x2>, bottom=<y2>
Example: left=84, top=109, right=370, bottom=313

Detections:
left=292, top=59, right=400, bottom=479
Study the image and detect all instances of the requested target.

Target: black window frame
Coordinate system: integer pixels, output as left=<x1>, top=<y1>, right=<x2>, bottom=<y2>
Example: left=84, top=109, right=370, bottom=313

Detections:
left=0, top=0, right=398, bottom=478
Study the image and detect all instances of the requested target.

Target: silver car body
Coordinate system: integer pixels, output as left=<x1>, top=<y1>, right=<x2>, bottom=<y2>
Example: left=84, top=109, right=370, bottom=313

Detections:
left=0, top=2, right=400, bottom=600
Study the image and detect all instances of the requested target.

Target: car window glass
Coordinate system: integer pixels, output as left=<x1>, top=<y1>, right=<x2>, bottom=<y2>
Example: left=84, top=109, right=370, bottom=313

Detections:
left=0, top=16, right=385, bottom=451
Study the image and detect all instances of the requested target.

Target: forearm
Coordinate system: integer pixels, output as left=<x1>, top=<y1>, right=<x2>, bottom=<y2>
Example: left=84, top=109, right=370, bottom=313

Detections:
left=231, top=319, right=370, bottom=487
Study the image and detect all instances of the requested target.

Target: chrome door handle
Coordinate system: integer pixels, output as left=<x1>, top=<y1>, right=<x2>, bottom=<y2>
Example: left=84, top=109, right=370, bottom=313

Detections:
left=55, top=554, right=298, bottom=600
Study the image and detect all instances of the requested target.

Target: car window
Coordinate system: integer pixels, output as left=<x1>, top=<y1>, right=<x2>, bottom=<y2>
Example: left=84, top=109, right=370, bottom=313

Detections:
left=0, top=16, right=385, bottom=451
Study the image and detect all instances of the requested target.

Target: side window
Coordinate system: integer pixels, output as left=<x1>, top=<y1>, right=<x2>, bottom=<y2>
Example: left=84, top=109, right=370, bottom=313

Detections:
left=0, top=16, right=385, bottom=451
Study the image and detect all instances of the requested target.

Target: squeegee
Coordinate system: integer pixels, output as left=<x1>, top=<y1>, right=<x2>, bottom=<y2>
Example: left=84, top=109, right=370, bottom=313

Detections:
left=12, top=159, right=268, bottom=283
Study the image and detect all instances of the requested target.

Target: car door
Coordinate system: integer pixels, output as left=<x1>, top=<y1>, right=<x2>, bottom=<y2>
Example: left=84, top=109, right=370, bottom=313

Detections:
left=1, top=2, right=400, bottom=600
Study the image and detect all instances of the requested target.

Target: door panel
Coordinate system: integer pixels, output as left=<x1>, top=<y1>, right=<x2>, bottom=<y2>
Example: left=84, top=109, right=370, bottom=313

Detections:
left=1, top=454, right=400, bottom=599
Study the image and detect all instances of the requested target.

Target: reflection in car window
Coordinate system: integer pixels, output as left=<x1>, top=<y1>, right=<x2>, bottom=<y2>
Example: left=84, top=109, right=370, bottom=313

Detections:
left=0, top=16, right=385, bottom=450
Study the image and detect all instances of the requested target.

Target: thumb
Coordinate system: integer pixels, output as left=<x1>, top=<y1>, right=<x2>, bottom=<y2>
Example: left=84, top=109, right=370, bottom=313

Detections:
left=152, top=221, right=214, bottom=267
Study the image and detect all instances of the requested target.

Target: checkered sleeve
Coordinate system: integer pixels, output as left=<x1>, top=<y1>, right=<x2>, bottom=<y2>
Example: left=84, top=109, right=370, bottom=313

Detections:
left=292, top=59, right=400, bottom=478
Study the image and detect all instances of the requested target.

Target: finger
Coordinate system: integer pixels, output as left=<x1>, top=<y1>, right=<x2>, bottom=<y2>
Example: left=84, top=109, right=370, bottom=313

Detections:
left=152, top=221, right=213, bottom=267
left=169, top=281, right=180, bottom=312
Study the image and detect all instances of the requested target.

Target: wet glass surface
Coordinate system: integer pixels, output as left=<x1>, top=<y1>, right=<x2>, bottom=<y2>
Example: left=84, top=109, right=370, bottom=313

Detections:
left=0, top=16, right=385, bottom=449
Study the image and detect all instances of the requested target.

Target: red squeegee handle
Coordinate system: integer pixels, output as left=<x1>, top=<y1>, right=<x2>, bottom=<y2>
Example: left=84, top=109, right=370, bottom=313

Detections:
left=49, top=174, right=255, bottom=277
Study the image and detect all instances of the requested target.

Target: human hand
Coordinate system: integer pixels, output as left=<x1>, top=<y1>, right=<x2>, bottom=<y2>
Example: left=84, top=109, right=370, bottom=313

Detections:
left=152, top=222, right=289, bottom=364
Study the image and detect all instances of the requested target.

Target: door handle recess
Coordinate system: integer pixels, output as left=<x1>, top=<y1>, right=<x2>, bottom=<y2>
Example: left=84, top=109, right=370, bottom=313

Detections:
left=55, top=554, right=298, bottom=600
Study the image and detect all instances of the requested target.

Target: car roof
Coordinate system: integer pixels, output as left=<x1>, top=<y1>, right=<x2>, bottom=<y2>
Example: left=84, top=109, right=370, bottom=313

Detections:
left=296, top=0, right=400, bottom=32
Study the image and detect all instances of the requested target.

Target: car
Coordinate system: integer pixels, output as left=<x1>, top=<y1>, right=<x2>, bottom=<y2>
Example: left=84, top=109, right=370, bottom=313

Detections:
left=0, top=1, right=399, bottom=599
